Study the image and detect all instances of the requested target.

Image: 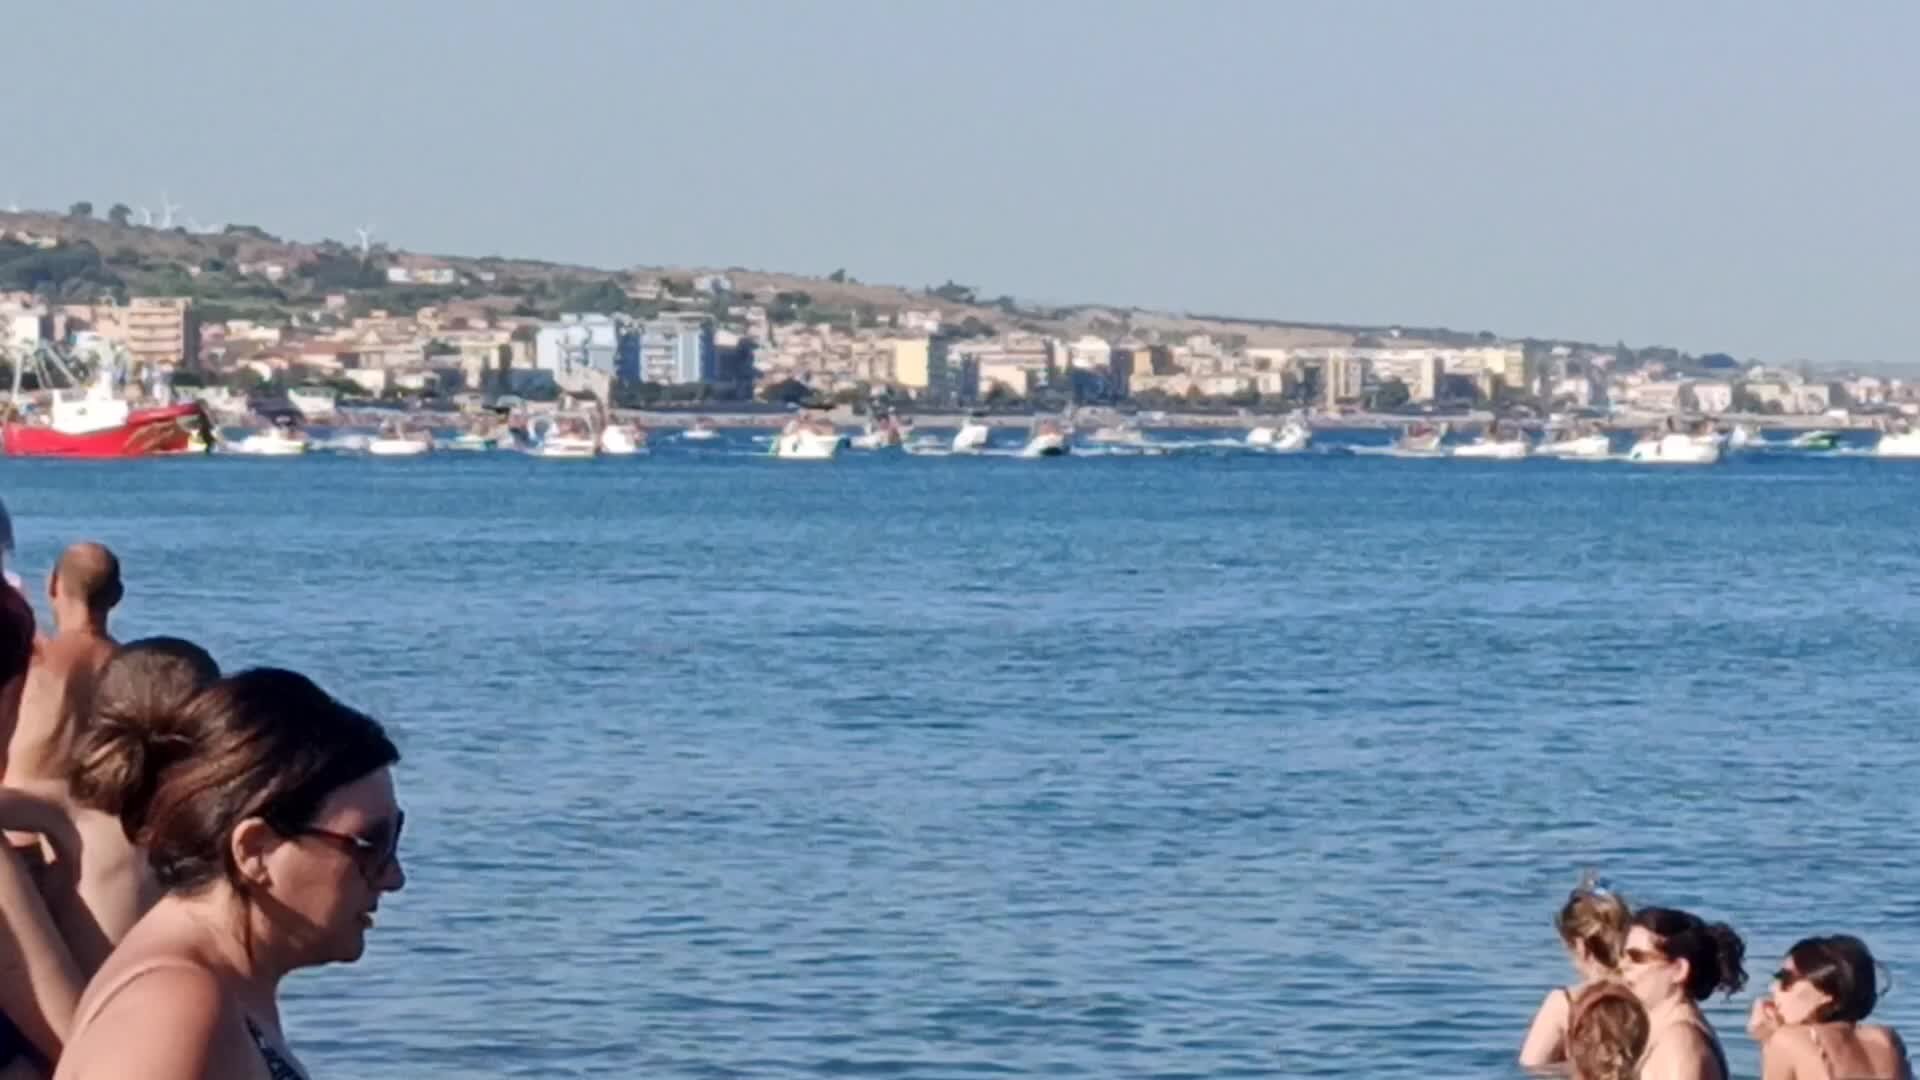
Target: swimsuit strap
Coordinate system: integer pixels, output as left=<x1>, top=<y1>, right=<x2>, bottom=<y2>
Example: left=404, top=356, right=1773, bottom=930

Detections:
left=244, top=1017, right=307, bottom=1080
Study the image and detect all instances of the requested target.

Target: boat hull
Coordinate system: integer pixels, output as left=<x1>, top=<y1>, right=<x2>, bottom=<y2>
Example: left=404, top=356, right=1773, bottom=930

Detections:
left=1536, top=434, right=1612, bottom=460
left=1452, top=440, right=1530, bottom=460
left=1021, top=433, right=1070, bottom=458
left=1876, top=432, right=1920, bottom=458
left=952, top=424, right=992, bottom=453
left=3, top=404, right=207, bottom=458
left=366, top=438, right=432, bottom=457
left=772, top=432, right=841, bottom=460
left=1627, top=434, right=1721, bottom=465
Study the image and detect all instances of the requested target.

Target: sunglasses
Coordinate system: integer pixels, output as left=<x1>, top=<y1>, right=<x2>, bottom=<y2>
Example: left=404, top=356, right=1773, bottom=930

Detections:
left=294, top=811, right=405, bottom=885
left=1623, top=946, right=1668, bottom=966
left=1774, top=968, right=1800, bottom=987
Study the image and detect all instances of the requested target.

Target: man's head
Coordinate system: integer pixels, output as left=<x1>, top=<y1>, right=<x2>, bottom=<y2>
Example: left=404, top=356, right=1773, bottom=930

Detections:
left=49, top=542, right=124, bottom=622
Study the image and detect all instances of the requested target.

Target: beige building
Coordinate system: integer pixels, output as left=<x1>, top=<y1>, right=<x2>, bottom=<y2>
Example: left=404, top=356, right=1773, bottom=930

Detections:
left=124, top=297, right=199, bottom=370
left=888, top=337, right=933, bottom=392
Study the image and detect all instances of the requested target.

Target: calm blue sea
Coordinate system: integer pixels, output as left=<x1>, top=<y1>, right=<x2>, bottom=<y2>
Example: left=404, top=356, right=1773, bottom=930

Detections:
left=3, top=429, right=1915, bottom=1078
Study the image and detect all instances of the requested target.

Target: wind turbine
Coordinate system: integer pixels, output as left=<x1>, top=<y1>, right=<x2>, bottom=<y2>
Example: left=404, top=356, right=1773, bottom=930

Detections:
left=354, top=224, right=375, bottom=257
left=159, top=193, right=183, bottom=229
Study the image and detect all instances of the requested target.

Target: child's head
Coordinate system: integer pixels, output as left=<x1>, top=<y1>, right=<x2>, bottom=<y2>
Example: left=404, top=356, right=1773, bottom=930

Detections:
left=1556, top=871, right=1631, bottom=976
left=1567, top=981, right=1649, bottom=1080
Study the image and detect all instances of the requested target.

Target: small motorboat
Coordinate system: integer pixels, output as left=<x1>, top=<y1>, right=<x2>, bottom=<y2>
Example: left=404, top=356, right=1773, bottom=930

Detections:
left=1874, top=423, right=1920, bottom=459
left=231, top=416, right=309, bottom=456
left=366, top=420, right=432, bottom=457
left=1246, top=415, right=1311, bottom=453
left=1535, top=427, right=1612, bottom=460
left=599, top=424, right=648, bottom=456
left=849, top=414, right=908, bottom=451
left=1451, top=423, right=1530, bottom=460
left=1788, top=429, right=1840, bottom=452
left=952, top=414, right=992, bottom=453
left=1393, top=421, right=1448, bottom=455
left=1627, top=431, right=1722, bottom=465
left=1021, top=419, right=1070, bottom=458
left=527, top=413, right=599, bottom=459
left=771, top=414, right=842, bottom=460
left=681, top=417, right=721, bottom=442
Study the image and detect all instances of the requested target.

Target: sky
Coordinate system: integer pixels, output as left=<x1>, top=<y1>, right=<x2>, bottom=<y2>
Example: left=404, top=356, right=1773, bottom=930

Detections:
left=5, top=0, right=1916, bottom=367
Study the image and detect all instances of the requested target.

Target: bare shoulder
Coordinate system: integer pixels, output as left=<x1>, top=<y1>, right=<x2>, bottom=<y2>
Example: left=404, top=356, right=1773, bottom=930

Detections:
left=62, top=960, right=245, bottom=1079
left=1859, top=1023, right=1909, bottom=1064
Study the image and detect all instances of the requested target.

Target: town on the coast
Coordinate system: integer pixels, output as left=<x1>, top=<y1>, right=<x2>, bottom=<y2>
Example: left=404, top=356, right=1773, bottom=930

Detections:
left=3, top=204, right=1919, bottom=462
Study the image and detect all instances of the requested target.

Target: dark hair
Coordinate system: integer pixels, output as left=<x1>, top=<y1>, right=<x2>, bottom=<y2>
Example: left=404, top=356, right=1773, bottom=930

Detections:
left=0, top=585, right=35, bottom=686
left=129, top=668, right=399, bottom=892
left=67, top=637, right=222, bottom=828
left=1634, top=907, right=1747, bottom=1000
left=1568, top=981, right=1650, bottom=1080
left=1786, top=934, right=1880, bottom=1023
left=1556, top=872, right=1631, bottom=970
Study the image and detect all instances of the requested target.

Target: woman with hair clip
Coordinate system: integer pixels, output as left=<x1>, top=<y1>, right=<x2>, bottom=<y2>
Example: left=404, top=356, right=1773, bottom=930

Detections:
left=1521, top=871, right=1633, bottom=1067
left=54, top=668, right=406, bottom=1080
left=1620, top=906, right=1748, bottom=1080
left=1747, top=934, right=1912, bottom=1079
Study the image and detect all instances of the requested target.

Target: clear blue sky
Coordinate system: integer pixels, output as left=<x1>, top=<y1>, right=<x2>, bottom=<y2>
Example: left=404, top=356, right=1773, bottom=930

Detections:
left=8, top=0, right=1916, bottom=367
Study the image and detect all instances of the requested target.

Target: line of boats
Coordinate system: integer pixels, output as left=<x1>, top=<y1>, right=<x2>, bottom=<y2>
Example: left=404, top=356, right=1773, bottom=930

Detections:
left=1385, top=419, right=1920, bottom=463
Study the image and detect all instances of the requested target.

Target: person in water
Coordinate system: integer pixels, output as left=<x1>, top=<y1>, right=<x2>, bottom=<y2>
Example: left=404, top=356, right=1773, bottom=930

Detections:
left=1620, top=906, right=1746, bottom=1080
left=55, top=669, right=405, bottom=1080
left=3, top=543, right=123, bottom=784
left=1747, top=934, right=1911, bottom=1079
left=0, top=582, right=86, bottom=1079
left=1520, top=872, right=1632, bottom=1067
left=1568, top=981, right=1651, bottom=1080
left=30, top=638, right=220, bottom=975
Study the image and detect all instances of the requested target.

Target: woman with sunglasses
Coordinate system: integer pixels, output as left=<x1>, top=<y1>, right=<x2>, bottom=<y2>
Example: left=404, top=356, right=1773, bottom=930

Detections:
left=53, top=668, right=405, bottom=1080
left=1746, top=935, right=1912, bottom=1079
left=1618, top=906, right=1747, bottom=1080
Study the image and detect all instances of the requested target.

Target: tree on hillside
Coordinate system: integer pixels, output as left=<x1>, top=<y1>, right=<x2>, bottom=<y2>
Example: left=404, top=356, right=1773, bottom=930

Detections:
left=827, top=268, right=847, bottom=283
left=557, top=279, right=629, bottom=314
left=107, top=203, right=132, bottom=227
left=928, top=280, right=976, bottom=304
left=67, top=201, right=94, bottom=219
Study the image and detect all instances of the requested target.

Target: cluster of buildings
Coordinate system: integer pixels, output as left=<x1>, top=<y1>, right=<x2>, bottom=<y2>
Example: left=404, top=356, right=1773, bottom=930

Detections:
left=2, top=257, right=1916, bottom=418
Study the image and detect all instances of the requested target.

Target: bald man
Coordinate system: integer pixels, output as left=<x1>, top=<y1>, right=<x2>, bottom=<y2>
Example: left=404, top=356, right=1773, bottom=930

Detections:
left=0, top=543, right=122, bottom=784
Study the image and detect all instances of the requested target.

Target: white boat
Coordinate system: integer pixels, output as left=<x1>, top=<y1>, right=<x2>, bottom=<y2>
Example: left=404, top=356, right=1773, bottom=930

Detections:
left=1535, top=429, right=1612, bottom=460
left=1246, top=416, right=1311, bottom=452
left=365, top=420, right=432, bottom=457
left=771, top=417, right=842, bottom=460
left=681, top=417, right=721, bottom=442
left=1452, top=437, right=1530, bottom=460
left=849, top=415, right=907, bottom=451
left=446, top=430, right=500, bottom=452
left=1725, top=423, right=1764, bottom=451
left=1875, top=428, right=1920, bottom=458
left=1087, top=422, right=1150, bottom=446
left=1788, top=429, right=1841, bottom=452
left=1394, top=422, right=1448, bottom=455
left=1021, top=420, right=1070, bottom=458
left=527, top=414, right=599, bottom=459
left=231, top=417, right=309, bottom=456
left=599, top=424, right=647, bottom=456
left=952, top=415, right=993, bottom=453
left=288, top=386, right=338, bottom=421
left=1627, top=431, right=1721, bottom=465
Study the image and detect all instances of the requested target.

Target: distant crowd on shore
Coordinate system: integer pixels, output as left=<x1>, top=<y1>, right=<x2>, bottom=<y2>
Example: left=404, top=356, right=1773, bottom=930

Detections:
left=1525, top=874, right=1912, bottom=1079
left=0, top=497, right=403, bottom=1079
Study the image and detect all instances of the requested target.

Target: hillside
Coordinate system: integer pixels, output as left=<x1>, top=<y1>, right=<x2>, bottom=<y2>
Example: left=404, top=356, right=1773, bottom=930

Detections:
left=0, top=207, right=1521, bottom=352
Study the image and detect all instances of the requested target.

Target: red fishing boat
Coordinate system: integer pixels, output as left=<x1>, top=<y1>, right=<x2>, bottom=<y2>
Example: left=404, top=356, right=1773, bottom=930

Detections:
left=2, top=344, right=211, bottom=458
